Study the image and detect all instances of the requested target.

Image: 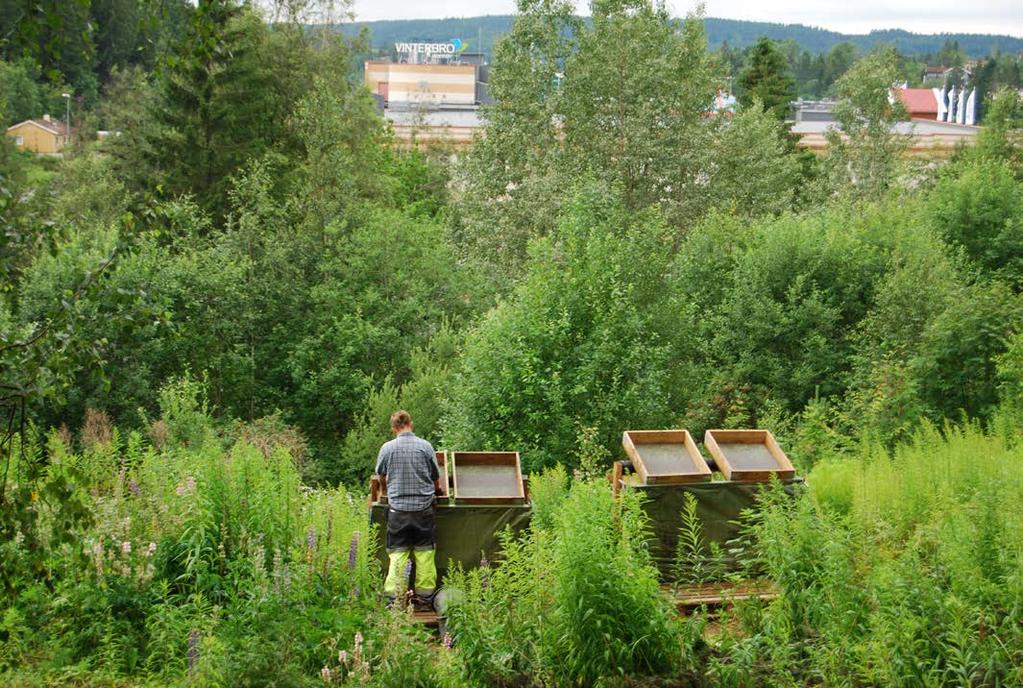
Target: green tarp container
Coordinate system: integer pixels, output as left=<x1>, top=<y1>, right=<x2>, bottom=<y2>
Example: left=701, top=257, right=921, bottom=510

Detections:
left=624, top=477, right=803, bottom=579
left=369, top=476, right=801, bottom=585
left=369, top=502, right=533, bottom=582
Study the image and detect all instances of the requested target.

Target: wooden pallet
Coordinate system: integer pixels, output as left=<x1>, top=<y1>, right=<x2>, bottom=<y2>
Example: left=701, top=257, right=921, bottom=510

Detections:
left=668, top=581, right=779, bottom=612
left=412, top=608, right=441, bottom=628
left=410, top=582, right=776, bottom=627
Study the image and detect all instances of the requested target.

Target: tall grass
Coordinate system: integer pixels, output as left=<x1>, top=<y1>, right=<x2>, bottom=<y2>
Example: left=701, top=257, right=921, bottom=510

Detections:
left=0, top=388, right=438, bottom=685
left=710, top=421, right=1023, bottom=687
left=445, top=477, right=682, bottom=687
left=8, top=386, right=1023, bottom=685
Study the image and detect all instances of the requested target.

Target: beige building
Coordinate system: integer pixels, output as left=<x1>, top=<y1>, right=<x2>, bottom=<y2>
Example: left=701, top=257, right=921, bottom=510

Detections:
left=6, top=114, right=72, bottom=154
left=365, top=62, right=477, bottom=106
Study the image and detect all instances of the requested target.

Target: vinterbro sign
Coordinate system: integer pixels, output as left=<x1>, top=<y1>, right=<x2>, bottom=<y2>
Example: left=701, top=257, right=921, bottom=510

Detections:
left=394, top=38, right=466, bottom=55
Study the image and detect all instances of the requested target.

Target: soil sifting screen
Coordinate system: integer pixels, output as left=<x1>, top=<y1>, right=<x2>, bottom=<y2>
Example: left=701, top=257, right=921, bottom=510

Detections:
left=636, top=443, right=700, bottom=475
left=455, top=464, right=521, bottom=499
left=715, top=443, right=781, bottom=471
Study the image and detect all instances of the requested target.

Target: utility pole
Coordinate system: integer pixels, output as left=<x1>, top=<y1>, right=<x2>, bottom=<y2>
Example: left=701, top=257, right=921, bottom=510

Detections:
left=61, top=93, right=71, bottom=148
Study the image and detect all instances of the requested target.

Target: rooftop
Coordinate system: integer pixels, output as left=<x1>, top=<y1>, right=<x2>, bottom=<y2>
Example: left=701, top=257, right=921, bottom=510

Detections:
left=895, top=88, right=938, bottom=115
left=7, top=115, right=72, bottom=136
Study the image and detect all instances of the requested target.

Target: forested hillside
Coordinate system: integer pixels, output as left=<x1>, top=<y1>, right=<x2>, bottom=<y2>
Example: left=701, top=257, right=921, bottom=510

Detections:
left=3, top=0, right=1023, bottom=685
left=344, top=14, right=1023, bottom=100
left=343, top=15, right=1023, bottom=58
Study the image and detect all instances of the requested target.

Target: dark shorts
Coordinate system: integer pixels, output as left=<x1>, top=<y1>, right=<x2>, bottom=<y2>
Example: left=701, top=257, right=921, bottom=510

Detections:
left=386, top=507, right=435, bottom=551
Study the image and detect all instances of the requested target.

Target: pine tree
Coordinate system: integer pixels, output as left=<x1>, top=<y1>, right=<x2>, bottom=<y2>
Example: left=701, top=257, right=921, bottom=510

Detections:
left=151, top=0, right=286, bottom=221
left=738, top=37, right=796, bottom=121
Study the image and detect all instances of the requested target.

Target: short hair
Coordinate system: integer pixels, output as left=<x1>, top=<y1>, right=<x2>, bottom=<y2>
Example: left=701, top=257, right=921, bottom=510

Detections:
left=390, top=410, right=412, bottom=431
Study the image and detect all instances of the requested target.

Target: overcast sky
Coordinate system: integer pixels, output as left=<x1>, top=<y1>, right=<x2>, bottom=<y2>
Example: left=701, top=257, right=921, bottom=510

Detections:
left=352, top=0, right=1023, bottom=37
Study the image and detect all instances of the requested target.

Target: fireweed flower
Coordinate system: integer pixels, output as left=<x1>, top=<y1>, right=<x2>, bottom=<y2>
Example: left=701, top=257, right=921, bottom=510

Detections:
left=128, top=479, right=141, bottom=497
left=146, top=542, right=157, bottom=557
left=121, top=541, right=132, bottom=555
left=175, top=484, right=186, bottom=497
left=338, top=650, right=348, bottom=664
left=347, top=532, right=359, bottom=570
left=320, top=666, right=331, bottom=681
left=480, top=557, right=490, bottom=569
left=354, top=632, right=363, bottom=653
left=442, top=632, right=453, bottom=649
left=306, top=527, right=317, bottom=551
left=187, top=629, right=200, bottom=673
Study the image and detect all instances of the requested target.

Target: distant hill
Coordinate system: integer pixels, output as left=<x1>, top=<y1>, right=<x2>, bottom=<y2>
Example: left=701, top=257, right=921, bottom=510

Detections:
left=341, top=15, right=1023, bottom=59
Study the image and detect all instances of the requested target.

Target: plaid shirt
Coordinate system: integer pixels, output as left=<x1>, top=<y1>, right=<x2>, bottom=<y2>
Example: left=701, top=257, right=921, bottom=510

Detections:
left=375, top=431, right=439, bottom=512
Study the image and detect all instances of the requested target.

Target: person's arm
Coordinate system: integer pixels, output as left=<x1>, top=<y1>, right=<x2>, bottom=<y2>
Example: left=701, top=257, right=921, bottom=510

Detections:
left=375, top=444, right=389, bottom=490
left=427, top=445, right=442, bottom=494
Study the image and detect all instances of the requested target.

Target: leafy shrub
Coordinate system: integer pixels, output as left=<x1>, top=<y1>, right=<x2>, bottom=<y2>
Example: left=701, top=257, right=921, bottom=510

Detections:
left=718, top=423, right=1023, bottom=686
left=930, top=160, right=1023, bottom=285
left=446, top=191, right=677, bottom=472
left=547, top=481, right=681, bottom=683
left=673, top=492, right=727, bottom=585
left=446, top=526, right=556, bottom=686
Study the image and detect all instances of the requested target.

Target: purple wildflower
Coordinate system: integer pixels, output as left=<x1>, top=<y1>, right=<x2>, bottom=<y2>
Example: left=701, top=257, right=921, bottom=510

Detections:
left=347, top=532, right=359, bottom=570
left=338, top=649, right=348, bottom=664
left=306, top=527, right=317, bottom=551
left=320, top=665, right=331, bottom=682
left=187, top=629, right=200, bottom=674
left=404, top=559, right=412, bottom=580
left=128, top=479, right=140, bottom=497
left=146, top=542, right=157, bottom=557
left=354, top=632, right=363, bottom=653
left=121, top=541, right=132, bottom=555
left=442, top=632, right=453, bottom=650
left=480, top=557, right=490, bottom=569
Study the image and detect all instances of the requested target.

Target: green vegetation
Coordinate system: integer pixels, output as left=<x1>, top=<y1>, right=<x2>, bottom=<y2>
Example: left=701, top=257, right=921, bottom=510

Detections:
left=3, top=0, right=1023, bottom=684
left=738, top=37, right=797, bottom=120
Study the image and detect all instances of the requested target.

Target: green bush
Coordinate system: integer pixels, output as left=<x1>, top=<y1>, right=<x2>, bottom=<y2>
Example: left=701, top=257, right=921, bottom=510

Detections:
left=547, top=481, right=680, bottom=683
left=717, top=423, right=1023, bottom=686
left=930, top=160, right=1023, bottom=285
left=446, top=190, right=677, bottom=472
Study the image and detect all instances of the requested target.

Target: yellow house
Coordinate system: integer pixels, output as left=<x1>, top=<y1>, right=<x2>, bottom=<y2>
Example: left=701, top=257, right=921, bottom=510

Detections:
left=5, top=114, right=72, bottom=154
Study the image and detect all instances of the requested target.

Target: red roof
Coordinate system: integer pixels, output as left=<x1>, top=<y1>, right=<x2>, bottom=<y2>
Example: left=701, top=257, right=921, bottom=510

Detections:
left=894, top=88, right=938, bottom=115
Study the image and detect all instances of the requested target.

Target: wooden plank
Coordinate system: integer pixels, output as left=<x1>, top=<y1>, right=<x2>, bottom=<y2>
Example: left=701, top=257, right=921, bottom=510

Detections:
left=622, top=430, right=712, bottom=485
left=611, top=461, right=624, bottom=499
left=435, top=451, right=450, bottom=499
left=368, top=474, right=382, bottom=509
left=668, top=581, right=779, bottom=610
left=412, top=608, right=440, bottom=627
left=704, top=429, right=795, bottom=482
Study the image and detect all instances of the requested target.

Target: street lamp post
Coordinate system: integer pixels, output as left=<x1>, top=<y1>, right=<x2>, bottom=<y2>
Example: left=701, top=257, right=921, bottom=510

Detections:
left=61, top=93, right=71, bottom=148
